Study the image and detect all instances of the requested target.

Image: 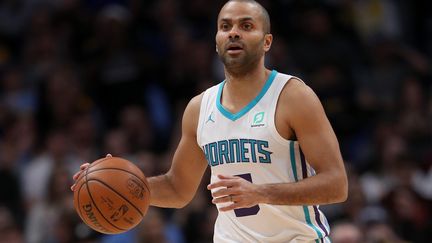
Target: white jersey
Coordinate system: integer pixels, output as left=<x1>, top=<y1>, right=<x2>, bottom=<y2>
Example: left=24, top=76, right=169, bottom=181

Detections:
left=197, top=70, right=330, bottom=243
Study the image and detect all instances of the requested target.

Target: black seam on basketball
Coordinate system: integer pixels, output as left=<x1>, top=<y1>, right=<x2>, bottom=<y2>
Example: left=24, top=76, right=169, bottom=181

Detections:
left=88, top=157, right=113, bottom=170
left=85, top=164, right=126, bottom=231
left=84, top=167, right=150, bottom=193
left=87, top=178, right=144, bottom=217
left=74, top=157, right=112, bottom=186
left=76, top=182, right=108, bottom=232
left=75, top=173, right=85, bottom=186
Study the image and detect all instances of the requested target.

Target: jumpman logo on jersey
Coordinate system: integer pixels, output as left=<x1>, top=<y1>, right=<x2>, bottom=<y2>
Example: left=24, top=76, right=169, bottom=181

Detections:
left=206, top=112, right=215, bottom=123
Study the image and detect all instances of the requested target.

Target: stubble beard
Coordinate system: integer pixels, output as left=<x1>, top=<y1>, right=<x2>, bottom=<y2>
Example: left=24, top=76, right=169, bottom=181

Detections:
left=218, top=43, right=264, bottom=76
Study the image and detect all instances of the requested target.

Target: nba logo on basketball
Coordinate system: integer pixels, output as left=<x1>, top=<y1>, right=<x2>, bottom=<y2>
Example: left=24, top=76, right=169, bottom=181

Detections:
left=110, top=204, right=129, bottom=222
left=127, top=178, right=145, bottom=200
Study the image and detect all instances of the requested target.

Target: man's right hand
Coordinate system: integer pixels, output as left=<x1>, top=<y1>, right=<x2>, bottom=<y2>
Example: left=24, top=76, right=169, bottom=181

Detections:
left=70, top=163, right=90, bottom=191
left=70, top=154, right=112, bottom=191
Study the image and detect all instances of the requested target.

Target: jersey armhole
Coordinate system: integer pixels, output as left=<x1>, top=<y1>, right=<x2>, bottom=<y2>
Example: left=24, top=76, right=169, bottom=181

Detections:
left=268, top=75, right=296, bottom=146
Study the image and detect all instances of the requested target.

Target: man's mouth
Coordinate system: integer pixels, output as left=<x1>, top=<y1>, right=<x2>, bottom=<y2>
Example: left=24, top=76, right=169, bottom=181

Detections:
left=226, top=43, right=244, bottom=54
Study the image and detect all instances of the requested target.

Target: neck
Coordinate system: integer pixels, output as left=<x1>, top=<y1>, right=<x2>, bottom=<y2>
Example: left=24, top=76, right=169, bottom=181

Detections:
left=224, top=59, right=267, bottom=84
left=222, top=62, right=272, bottom=105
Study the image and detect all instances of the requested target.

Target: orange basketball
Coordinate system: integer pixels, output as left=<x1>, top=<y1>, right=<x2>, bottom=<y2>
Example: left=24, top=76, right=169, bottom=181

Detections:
left=73, top=156, right=151, bottom=234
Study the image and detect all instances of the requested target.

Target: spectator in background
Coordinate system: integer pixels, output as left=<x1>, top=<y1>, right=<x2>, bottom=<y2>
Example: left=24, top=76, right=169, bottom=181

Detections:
left=36, top=64, right=90, bottom=133
left=103, top=128, right=132, bottom=159
left=119, top=105, right=154, bottom=152
left=21, top=129, right=80, bottom=208
left=364, top=222, right=407, bottom=243
left=397, top=75, right=430, bottom=147
left=331, top=221, right=363, bottom=243
left=0, top=206, right=24, bottom=243
left=1, top=66, right=37, bottom=115
left=382, top=187, right=431, bottom=242
left=0, top=164, right=23, bottom=230
left=25, top=166, right=75, bottom=243
left=349, top=0, right=402, bottom=43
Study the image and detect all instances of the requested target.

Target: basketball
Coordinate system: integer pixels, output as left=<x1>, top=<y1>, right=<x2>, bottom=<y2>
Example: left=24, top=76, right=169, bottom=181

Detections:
left=73, top=156, right=151, bottom=234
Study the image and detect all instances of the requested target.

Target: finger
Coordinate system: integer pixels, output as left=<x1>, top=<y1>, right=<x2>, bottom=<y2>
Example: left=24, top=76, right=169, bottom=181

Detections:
left=211, top=188, right=231, bottom=198
left=80, top=163, right=90, bottom=170
left=106, top=154, right=113, bottom=158
left=71, top=184, right=76, bottom=191
left=207, top=180, right=234, bottom=190
left=212, top=195, right=231, bottom=204
left=73, top=171, right=83, bottom=180
left=219, top=203, right=239, bottom=212
left=217, top=174, right=237, bottom=180
left=208, top=178, right=239, bottom=190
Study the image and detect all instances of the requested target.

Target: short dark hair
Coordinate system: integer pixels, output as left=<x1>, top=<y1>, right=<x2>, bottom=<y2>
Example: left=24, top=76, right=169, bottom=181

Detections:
left=225, top=0, right=271, bottom=34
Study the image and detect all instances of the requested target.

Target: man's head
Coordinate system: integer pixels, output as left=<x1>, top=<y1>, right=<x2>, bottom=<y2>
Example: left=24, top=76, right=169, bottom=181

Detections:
left=219, top=0, right=271, bottom=34
left=216, top=0, right=273, bottom=73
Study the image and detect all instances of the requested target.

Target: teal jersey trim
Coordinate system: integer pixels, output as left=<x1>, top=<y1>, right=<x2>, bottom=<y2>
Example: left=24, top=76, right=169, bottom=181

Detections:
left=289, top=141, right=324, bottom=239
left=216, top=70, right=277, bottom=121
left=303, top=206, right=323, bottom=239
left=289, top=141, right=299, bottom=181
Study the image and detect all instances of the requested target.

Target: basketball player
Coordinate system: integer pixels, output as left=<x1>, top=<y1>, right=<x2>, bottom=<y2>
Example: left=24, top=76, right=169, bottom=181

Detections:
left=72, top=0, right=348, bottom=241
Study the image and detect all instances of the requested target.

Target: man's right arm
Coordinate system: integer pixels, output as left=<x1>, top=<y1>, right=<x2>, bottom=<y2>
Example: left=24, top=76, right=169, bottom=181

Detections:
left=147, top=93, right=208, bottom=208
left=71, top=94, right=208, bottom=209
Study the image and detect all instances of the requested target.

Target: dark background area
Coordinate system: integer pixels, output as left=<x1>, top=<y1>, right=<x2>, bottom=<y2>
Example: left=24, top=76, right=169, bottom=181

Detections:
left=0, top=0, right=431, bottom=242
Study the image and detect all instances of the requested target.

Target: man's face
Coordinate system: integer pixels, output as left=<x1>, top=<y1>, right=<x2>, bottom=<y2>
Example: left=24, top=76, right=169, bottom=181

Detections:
left=216, top=1, right=272, bottom=69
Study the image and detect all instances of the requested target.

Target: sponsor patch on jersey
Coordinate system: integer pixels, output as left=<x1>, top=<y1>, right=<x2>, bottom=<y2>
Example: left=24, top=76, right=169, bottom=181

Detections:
left=250, top=111, right=266, bottom=128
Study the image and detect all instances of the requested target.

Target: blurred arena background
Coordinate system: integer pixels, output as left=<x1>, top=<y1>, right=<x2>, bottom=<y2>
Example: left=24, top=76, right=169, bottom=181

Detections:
left=0, top=0, right=431, bottom=242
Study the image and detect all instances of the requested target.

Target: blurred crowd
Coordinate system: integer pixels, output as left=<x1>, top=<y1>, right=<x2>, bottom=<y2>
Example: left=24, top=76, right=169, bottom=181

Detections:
left=0, top=0, right=431, bottom=242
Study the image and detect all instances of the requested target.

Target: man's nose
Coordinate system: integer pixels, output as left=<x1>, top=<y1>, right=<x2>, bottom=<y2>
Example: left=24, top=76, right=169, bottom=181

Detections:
left=228, top=26, right=241, bottom=40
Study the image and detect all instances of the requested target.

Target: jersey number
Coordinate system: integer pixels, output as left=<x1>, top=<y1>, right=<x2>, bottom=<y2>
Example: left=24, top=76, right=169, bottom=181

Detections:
left=234, top=173, right=260, bottom=217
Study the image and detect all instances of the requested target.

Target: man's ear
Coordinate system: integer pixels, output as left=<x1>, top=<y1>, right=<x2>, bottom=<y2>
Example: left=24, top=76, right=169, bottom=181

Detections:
left=263, top=34, right=273, bottom=52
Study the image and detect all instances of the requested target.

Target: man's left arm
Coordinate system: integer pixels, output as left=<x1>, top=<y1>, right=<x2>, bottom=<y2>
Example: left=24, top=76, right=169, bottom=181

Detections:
left=209, top=81, right=348, bottom=211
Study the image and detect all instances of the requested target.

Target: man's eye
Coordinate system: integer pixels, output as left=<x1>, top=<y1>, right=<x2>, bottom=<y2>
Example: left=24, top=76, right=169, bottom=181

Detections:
left=221, top=24, right=229, bottom=30
left=243, top=23, right=252, bottom=30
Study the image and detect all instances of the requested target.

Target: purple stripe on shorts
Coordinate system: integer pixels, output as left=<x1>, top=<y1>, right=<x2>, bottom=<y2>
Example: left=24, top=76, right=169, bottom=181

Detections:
left=299, top=147, right=308, bottom=179
left=313, top=206, right=329, bottom=236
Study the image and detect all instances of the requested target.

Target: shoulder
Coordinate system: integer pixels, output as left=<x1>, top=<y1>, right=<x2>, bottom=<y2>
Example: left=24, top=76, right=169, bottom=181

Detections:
left=280, top=77, right=316, bottom=101
left=278, top=77, right=326, bottom=126
left=184, top=82, right=221, bottom=119
left=182, top=93, right=205, bottom=135
left=280, top=77, right=321, bottom=110
left=184, top=92, right=204, bottom=116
